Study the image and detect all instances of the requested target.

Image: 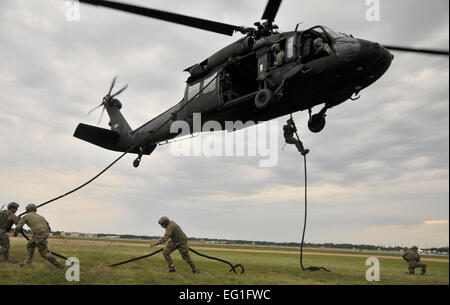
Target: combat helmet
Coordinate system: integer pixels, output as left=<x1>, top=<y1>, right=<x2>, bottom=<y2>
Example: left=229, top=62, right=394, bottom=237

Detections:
left=158, top=216, right=170, bottom=225
left=271, top=43, right=281, bottom=53
left=25, top=204, right=37, bottom=212
left=411, top=245, right=418, bottom=250
left=7, top=202, right=19, bottom=210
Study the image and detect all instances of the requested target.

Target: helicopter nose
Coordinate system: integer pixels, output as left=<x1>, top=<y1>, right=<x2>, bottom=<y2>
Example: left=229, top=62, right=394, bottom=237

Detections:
left=349, top=39, right=393, bottom=88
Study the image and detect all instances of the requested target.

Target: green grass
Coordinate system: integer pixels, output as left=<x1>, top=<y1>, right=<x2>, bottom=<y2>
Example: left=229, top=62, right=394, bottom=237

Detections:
left=51, top=237, right=449, bottom=259
left=1, top=240, right=448, bottom=285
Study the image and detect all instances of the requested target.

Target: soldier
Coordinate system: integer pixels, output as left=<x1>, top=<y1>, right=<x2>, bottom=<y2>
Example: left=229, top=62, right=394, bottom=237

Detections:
left=222, top=73, right=238, bottom=102
left=271, top=43, right=285, bottom=66
left=283, top=118, right=309, bottom=155
left=0, top=202, right=20, bottom=261
left=402, top=246, right=426, bottom=275
left=13, top=204, right=64, bottom=268
left=150, top=216, right=199, bottom=274
left=313, top=37, right=332, bottom=59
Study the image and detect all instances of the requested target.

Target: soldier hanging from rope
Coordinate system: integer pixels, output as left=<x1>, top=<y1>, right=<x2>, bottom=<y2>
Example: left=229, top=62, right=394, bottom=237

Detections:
left=283, top=118, right=309, bottom=155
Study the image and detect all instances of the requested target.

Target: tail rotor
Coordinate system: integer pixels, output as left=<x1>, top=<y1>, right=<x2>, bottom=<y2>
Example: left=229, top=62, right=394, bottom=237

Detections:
left=87, top=76, right=128, bottom=125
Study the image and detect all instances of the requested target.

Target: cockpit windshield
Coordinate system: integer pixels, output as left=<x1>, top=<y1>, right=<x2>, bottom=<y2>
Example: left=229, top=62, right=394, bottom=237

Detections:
left=323, top=27, right=348, bottom=39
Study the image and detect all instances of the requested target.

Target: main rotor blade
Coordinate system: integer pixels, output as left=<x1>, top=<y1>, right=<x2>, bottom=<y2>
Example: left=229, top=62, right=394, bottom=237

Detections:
left=384, top=45, right=449, bottom=56
left=261, top=0, right=282, bottom=22
left=111, top=84, right=128, bottom=98
left=108, top=75, right=117, bottom=95
left=79, top=0, right=243, bottom=36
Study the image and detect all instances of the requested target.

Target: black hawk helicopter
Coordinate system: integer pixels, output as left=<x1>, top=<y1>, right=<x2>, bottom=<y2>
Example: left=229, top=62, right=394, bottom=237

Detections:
left=73, top=0, right=449, bottom=168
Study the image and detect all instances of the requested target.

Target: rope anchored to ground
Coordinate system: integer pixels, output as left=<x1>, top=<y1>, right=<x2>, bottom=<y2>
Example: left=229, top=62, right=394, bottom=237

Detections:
left=109, top=246, right=244, bottom=274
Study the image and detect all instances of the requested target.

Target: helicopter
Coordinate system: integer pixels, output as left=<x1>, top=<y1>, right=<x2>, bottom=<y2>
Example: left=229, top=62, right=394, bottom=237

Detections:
left=73, top=0, right=449, bottom=168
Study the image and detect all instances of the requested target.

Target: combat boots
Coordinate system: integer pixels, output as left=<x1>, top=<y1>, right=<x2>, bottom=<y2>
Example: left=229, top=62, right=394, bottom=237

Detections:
left=301, top=149, right=310, bottom=156
left=55, top=261, right=65, bottom=269
left=19, top=261, right=31, bottom=268
left=166, top=264, right=176, bottom=273
left=193, top=269, right=200, bottom=274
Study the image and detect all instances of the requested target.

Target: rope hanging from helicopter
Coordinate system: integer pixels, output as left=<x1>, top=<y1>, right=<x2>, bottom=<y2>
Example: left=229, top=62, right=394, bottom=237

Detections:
left=288, top=113, right=330, bottom=272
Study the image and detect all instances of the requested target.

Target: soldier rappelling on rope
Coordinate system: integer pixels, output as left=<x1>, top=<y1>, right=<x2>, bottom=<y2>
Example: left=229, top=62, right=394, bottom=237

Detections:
left=283, top=118, right=309, bottom=156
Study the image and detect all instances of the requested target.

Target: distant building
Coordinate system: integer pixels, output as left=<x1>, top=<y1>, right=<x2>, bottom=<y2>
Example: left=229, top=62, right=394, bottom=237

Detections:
left=61, top=232, right=98, bottom=238
left=105, top=235, right=120, bottom=239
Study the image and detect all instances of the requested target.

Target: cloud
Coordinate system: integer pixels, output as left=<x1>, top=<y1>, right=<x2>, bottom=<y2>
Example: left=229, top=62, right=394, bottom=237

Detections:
left=423, top=220, right=449, bottom=225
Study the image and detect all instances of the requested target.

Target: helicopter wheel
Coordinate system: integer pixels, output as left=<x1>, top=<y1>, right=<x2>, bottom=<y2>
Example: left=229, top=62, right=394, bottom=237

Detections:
left=254, top=89, right=274, bottom=110
left=308, top=113, right=326, bottom=133
left=133, top=158, right=141, bottom=168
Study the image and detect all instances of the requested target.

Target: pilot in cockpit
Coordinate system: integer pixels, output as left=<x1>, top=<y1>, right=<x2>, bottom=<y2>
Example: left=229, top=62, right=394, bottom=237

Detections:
left=313, top=36, right=332, bottom=58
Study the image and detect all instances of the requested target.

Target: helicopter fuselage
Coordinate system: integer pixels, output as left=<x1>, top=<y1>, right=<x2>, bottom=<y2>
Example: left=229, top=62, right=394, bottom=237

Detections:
left=74, top=25, right=393, bottom=159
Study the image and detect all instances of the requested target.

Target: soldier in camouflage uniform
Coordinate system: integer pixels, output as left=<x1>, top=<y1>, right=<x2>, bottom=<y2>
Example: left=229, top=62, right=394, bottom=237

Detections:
left=13, top=204, right=64, bottom=268
left=151, top=216, right=199, bottom=274
left=313, top=37, right=332, bottom=59
left=0, top=202, right=20, bottom=261
left=271, top=43, right=285, bottom=67
left=283, top=118, right=309, bottom=155
left=402, top=246, right=426, bottom=275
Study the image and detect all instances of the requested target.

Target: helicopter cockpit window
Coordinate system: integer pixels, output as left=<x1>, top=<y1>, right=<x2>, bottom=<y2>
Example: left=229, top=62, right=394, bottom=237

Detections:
left=301, top=26, right=333, bottom=63
left=285, top=36, right=295, bottom=59
left=187, top=82, right=201, bottom=100
left=202, top=72, right=217, bottom=94
left=323, top=27, right=346, bottom=39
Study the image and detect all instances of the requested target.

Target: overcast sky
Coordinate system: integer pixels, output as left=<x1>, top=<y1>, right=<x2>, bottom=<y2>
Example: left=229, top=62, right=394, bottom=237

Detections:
left=0, top=0, right=448, bottom=248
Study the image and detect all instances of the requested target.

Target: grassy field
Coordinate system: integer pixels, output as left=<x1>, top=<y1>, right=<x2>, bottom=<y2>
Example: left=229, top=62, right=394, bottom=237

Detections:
left=48, top=237, right=449, bottom=259
left=0, top=239, right=448, bottom=285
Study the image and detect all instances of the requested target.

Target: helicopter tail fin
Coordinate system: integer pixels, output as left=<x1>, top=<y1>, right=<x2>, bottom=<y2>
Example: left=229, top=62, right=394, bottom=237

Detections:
left=73, top=123, right=121, bottom=151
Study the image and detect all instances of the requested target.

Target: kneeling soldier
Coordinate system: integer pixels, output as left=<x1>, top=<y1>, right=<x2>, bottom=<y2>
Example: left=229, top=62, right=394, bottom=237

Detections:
left=14, top=204, right=64, bottom=268
left=402, top=245, right=426, bottom=275
left=0, top=202, right=20, bottom=261
left=151, top=216, right=199, bottom=274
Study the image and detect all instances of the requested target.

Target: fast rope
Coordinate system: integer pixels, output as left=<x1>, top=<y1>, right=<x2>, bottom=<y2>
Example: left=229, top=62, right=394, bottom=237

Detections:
left=109, top=247, right=244, bottom=273
left=109, top=248, right=163, bottom=267
left=290, top=114, right=330, bottom=272
left=188, top=247, right=244, bottom=274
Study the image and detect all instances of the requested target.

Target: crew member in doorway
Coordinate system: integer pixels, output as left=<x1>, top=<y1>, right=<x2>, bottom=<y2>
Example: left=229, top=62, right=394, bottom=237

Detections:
left=271, top=43, right=285, bottom=66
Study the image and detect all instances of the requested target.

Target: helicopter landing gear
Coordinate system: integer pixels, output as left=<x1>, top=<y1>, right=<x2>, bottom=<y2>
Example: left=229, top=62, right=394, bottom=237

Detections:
left=133, top=147, right=144, bottom=168
left=308, top=106, right=328, bottom=133
left=254, top=88, right=274, bottom=110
